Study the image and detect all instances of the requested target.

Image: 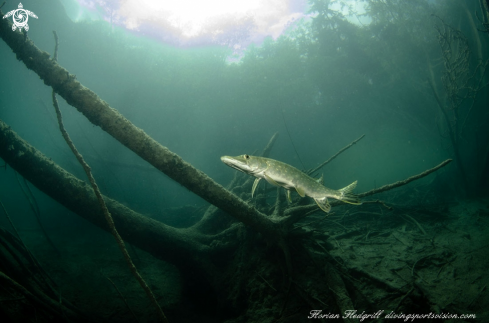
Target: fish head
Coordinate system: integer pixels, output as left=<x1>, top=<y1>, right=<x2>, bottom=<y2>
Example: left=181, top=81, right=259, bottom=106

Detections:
left=221, top=154, right=267, bottom=177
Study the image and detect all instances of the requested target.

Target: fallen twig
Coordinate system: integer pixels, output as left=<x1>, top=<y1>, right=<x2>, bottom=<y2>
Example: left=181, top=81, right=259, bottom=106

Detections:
left=393, top=286, right=414, bottom=312
left=258, top=274, right=277, bottom=292
left=262, top=132, right=279, bottom=158
left=361, top=199, right=393, bottom=210
left=0, top=271, right=77, bottom=319
left=103, top=273, right=140, bottom=323
left=358, top=159, right=453, bottom=199
left=399, top=213, right=427, bottom=235
left=411, top=254, right=431, bottom=277
left=307, top=134, right=365, bottom=175
left=13, top=172, right=60, bottom=255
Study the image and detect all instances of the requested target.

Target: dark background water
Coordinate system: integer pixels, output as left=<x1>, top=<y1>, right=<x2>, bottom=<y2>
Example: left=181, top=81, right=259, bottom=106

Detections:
left=1, top=0, right=488, bottom=231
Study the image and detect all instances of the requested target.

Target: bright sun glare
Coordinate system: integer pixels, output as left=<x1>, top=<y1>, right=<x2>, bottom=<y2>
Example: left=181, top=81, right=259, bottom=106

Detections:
left=74, top=0, right=306, bottom=46
left=119, top=0, right=264, bottom=37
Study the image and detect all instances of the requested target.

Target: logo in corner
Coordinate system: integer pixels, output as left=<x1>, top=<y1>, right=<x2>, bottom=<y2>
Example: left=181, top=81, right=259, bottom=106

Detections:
left=2, top=3, right=38, bottom=32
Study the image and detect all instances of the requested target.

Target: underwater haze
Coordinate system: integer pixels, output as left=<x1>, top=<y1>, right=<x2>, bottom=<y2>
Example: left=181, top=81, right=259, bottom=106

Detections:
left=1, top=0, right=489, bottom=322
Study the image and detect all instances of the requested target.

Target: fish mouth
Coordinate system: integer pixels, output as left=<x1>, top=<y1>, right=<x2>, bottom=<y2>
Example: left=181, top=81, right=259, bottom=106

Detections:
left=221, top=156, right=251, bottom=173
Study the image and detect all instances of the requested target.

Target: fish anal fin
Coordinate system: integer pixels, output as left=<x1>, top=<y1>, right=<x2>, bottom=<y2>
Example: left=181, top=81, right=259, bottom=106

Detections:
left=251, top=178, right=261, bottom=198
left=314, top=197, right=331, bottom=213
left=295, top=186, right=306, bottom=197
left=286, top=190, right=292, bottom=203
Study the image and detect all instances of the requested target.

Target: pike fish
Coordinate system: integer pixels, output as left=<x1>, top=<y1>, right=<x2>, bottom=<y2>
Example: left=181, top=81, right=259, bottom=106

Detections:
left=221, top=154, right=361, bottom=213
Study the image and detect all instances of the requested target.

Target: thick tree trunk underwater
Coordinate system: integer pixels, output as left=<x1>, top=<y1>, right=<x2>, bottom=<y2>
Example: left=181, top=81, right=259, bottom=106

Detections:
left=0, top=9, right=457, bottom=322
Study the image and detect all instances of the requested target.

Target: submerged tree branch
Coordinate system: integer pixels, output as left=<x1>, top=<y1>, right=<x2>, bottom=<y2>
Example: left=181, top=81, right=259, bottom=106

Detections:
left=281, top=159, right=453, bottom=226
left=357, top=159, right=452, bottom=198
left=0, top=119, right=219, bottom=273
left=262, top=132, right=279, bottom=158
left=307, top=134, right=365, bottom=175
left=0, top=11, right=282, bottom=242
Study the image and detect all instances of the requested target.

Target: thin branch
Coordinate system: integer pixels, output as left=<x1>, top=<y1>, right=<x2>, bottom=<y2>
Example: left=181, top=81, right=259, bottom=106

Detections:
left=262, top=132, right=279, bottom=158
left=258, top=274, right=277, bottom=292
left=51, top=31, right=168, bottom=323
left=357, top=159, right=452, bottom=198
left=52, top=31, right=58, bottom=61
left=0, top=271, right=77, bottom=319
left=307, top=134, right=365, bottom=175
left=399, top=213, right=427, bottom=235
left=14, top=171, right=60, bottom=255
left=393, top=287, right=414, bottom=312
left=0, top=200, right=28, bottom=255
left=103, top=273, right=140, bottom=323
left=361, top=200, right=393, bottom=210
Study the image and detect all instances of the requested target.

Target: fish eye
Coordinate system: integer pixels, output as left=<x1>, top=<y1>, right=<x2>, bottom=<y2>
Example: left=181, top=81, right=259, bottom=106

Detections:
left=244, top=154, right=249, bottom=159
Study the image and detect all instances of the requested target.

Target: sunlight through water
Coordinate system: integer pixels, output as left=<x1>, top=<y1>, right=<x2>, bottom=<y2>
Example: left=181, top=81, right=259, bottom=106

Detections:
left=70, top=0, right=307, bottom=48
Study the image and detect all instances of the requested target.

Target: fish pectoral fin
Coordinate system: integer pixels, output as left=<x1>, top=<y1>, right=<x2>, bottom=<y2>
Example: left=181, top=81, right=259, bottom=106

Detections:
left=314, top=197, right=331, bottom=213
left=295, top=186, right=306, bottom=197
left=251, top=178, right=261, bottom=198
left=286, top=190, right=292, bottom=203
left=264, top=174, right=280, bottom=187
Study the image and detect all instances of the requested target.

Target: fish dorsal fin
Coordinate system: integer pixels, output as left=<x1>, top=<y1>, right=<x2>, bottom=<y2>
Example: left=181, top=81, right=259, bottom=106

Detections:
left=264, top=174, right=280, bottom=186
left=251, top=178, right=261, bottom=198
left=314, top=197, right=331, bottom=213
left=316, top=174, right=323, bottom=184
left=295, top=186, right=306, bottom=197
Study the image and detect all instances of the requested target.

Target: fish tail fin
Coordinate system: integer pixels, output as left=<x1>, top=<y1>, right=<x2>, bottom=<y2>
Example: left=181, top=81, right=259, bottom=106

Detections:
left=338, top=181, right=362, bottom=205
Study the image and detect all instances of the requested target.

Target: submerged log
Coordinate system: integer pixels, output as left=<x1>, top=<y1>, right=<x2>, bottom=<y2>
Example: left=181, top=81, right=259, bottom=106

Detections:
left=0, top=11, right=282, bottom=242
left=0, top=119, right=227, bottom=281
